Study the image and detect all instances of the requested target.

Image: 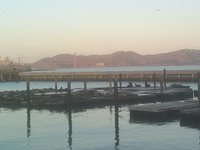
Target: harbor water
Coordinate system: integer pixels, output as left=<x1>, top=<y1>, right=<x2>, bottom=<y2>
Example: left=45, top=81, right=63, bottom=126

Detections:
left=0, top=105, right=199, bottom=150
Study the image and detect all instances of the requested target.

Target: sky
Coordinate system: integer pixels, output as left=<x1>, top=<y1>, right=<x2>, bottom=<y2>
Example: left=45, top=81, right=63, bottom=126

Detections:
left=1, top=0, right=200, bottom=63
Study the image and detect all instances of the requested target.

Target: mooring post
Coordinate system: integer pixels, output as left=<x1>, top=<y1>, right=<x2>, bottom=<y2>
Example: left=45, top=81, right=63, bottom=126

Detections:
left=109, top=73, right=112, bottom=94
left=153, top=72, right=156, bottom=88
left=0, top=74, right=2, bottom=81
left=163, top=69, right=166, bottom=88
left=84, top=79, right=87, bottom=90
left=26, top=78, right=30, bottom=92
left=55, top=78, right=58, bottom=93
left=160, top=79, right=163, bottom=93
left=68, top=79, right=71, bottom=97
left=109, top=79, right=112, bottom=94
left=198, top=72, right=200, bottom=102
left=145, top=81, right=148, bottom=88
left=26, top=78, right=30, bottom=105
left=119, top=73, right=122, bottom=89
left=114, top=79, right=118, bottom=98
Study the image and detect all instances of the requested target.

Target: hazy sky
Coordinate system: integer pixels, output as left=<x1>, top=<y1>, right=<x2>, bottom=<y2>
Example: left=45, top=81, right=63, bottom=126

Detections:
left=1, top=0, right=200, bottom=63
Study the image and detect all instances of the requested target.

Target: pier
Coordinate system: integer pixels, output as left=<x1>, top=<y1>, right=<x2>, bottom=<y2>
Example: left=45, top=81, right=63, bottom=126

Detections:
left=17, top=69, right=200, bottom=94
left=19, top=70, right=200, bottom=82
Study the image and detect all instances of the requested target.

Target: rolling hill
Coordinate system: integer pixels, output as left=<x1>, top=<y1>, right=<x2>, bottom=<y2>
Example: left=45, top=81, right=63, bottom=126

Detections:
left=32, top=49, right=200, bottom=69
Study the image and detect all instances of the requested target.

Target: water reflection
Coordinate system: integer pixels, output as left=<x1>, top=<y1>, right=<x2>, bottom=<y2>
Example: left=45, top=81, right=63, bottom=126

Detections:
left=129, top=115, right=179, bottom=125
left=27, top=87, right=31, bottom=138
left=114, top=101, right=120, bottom=150
left=67, top=97, right=73, bottom=149
left=64, top=94, right=120, bottom=150
left=114, top=83, right=120, bottom=150
left=27, top=105, right=31, bottom=137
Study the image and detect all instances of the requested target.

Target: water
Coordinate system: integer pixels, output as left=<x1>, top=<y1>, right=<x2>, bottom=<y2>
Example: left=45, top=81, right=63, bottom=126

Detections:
left=0, top=106, right=199, bottom=150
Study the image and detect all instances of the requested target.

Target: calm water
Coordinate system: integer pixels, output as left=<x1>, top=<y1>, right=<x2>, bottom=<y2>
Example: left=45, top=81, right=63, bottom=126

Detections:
left=0, top=66, right=200, bottom=149
left=0, top=105, right=199, bottom=150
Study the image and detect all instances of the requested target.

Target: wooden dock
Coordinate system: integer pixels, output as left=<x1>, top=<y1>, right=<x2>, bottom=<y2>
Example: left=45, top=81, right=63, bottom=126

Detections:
left=129, top=100, right=200, bottom=127
left=180, top=107, right=200, bottom=120
left=129, top=100, right=199, bottom=117
left=180, top=107, right=200, bottom=129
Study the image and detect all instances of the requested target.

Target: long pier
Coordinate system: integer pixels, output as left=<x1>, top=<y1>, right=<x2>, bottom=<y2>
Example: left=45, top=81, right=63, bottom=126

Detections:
left=19, top=70, right=200, bottom=82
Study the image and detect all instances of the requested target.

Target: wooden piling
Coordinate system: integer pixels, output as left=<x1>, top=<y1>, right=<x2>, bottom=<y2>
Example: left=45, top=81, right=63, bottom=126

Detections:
left=119, top=73, right=122, bottom=89
left=160, top=80, right=163, bottom=93
left=0, top=74, right=2, bottom=81
left=26, top=78, right=30, bottom=105
left=145, top=81, right=150, bottom=88
left=55, top=78, right=58, bottom=93
left=68, top=79, right=71, bottom=96
left=198, top=79, right=200, bottom=102
left=153, top=72, right=156, bottom=88
left=109, top=79, right=112, bottom=94
left=84, top=80, right=87, bottom=90
left=26, top=79, right=30, bottom=92
left=154, top=82, right=156, bottom=88
left=163, top=69, right=166, bottom=88
left=114, top=79, right=118, bottom=98
left=197, top=72, right=200, bottom=102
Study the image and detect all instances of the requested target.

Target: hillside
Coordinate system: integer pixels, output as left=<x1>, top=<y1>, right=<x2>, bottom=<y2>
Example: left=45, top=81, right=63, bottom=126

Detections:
left=32, top=49, right=200, bottom=69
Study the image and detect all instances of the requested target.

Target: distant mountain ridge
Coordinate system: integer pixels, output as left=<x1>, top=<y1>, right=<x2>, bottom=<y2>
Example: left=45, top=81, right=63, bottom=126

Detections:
left=32, top=49, right=200, bottom=69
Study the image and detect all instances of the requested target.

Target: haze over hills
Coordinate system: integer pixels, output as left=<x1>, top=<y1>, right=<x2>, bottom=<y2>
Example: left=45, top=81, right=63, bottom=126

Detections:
left=32, top=49, right=200, bottom=69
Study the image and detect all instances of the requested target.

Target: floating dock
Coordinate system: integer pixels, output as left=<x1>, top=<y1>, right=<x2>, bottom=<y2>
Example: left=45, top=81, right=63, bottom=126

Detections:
left=180, top=107, right=200, bottom=129
left=180, top=107, right=200, bottom=120
left=129, top=100, right=200, bottom=128
left=0, top=86, right=193, bottom=108
left=130, top=100, right=199, bottom=118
